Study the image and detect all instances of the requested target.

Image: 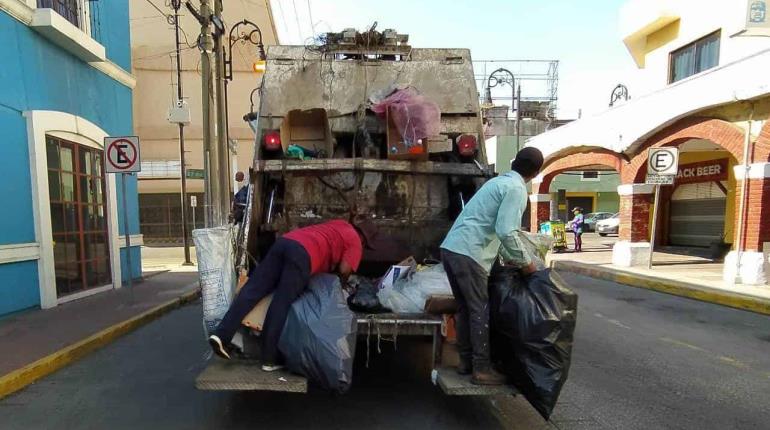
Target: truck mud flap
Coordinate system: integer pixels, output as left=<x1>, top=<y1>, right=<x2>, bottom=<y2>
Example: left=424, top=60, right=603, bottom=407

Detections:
left=432, top=366, right=518, bottom=396
left=196, top=359, right=308, bottom=393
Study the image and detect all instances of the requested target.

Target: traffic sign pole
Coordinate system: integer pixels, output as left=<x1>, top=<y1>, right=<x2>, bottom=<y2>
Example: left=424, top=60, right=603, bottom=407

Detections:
left=648, top=184, right=661, bottom=269
left=644, top=147, right=679, bottom=270
left=104, top=136, right=141, bottom=299
left=121, top=173, right=134, bottom=301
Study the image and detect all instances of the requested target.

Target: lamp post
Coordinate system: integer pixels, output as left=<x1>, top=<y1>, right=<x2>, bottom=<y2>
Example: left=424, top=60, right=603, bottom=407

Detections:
left=223, top=19, right=266, bottom=147
left=485, top=68, right=520, bottom=152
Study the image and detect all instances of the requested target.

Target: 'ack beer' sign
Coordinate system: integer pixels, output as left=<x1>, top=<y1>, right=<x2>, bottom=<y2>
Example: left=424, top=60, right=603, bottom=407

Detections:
left=675, top=158, right=729, bottom=185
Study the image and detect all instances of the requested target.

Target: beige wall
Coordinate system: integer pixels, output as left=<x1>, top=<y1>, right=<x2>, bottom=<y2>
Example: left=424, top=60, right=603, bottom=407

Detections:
left=129, top=0, right=279, bottom=194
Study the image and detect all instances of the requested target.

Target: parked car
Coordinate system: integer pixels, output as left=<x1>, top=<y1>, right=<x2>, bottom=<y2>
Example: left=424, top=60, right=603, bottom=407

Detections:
left=566, top=212, right=613, bottom=233
left=583, top=212, right=614, bottom=232
left=596, top=213, right=620, bottom=236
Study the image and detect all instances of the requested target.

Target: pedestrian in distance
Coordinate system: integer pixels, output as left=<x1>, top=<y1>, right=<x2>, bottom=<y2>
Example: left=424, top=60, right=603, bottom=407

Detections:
left=231, top=171, right=248, bottom=224
left=208, top=218, right=377, bottom=371
left=440, top=147, right=545, bottom=386
left=569, top=207, right=584, bottom=252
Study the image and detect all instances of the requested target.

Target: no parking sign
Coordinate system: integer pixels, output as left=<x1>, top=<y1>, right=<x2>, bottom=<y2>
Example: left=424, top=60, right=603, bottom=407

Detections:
left=104, top=136, right=141, bottom=173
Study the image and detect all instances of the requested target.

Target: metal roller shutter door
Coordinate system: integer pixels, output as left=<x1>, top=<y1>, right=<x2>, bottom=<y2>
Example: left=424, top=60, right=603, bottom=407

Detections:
left=669, top=183, right=726, bottom=247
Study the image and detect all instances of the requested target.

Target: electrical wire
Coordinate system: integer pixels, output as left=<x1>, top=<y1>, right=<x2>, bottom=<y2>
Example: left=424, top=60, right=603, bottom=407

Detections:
left=291, top=0, right=304, bottom=43
left=144, top=0, right=175, bottom=25
left=306, top=0, right=316, bottom=38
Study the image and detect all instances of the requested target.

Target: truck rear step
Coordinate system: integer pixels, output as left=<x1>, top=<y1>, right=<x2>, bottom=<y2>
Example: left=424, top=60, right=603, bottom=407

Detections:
left=433, top=366, right=518, bottom=396
left=196, top=360, right=308, bottom=393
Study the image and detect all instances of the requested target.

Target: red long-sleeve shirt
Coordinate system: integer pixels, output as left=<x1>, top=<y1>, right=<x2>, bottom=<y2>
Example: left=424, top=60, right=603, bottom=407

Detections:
left=283, top=220, right=363, bottom=275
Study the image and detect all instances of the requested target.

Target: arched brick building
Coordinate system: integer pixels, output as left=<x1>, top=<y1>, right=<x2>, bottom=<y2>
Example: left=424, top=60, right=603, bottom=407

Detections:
left=527, top=40, right=770, bottom=284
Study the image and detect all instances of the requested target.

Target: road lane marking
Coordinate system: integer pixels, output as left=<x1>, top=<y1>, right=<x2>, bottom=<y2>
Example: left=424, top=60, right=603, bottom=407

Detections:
left=593, top=313, right=631, bottom=330
left=717, top=356, right=749, bottom=369
left=659, top=337, right=705, bottom=352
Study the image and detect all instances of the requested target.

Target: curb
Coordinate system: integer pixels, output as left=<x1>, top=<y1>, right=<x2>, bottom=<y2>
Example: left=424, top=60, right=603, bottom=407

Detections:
left=552, top=260, right=770, bottom=316
left=0, top=287, right=201, bottom=400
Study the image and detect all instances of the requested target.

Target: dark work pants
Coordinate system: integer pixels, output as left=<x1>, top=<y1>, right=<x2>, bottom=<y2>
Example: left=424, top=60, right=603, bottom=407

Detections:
left=214, top=238, right=311, bottom=363
left=441, top=248, right=491, bottom=370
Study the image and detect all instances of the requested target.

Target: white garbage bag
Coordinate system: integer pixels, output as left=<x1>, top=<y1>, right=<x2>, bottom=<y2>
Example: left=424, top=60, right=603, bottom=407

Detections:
left=379, top=264, right=452, bottom=313
left=193, top=226, right=237, bottom=335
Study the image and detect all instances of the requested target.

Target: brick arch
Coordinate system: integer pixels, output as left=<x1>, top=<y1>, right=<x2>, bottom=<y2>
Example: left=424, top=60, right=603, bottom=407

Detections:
left=535, top=149, right=625, bottom=194
left=623, top=117, right=745, bottom=184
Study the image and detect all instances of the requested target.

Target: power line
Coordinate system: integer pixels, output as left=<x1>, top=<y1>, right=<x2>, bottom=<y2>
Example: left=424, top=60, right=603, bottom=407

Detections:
left=291, top=0, right=303, bottom=43
left=306, top=0, right=316, bottom=37
left=144, top=0, right=172, bottom=24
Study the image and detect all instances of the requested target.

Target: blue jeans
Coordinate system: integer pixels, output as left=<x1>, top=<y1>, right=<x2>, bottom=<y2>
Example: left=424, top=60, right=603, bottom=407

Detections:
left=214, top=238, right=311, bottom=363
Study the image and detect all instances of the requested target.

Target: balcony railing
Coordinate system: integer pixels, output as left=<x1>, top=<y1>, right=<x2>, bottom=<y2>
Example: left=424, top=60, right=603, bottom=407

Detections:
left=37, top=0, right=80, bottom=28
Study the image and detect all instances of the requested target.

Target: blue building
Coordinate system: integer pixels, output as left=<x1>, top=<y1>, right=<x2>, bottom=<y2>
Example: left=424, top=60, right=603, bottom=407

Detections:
left=0, top=0, right=140, bottom=316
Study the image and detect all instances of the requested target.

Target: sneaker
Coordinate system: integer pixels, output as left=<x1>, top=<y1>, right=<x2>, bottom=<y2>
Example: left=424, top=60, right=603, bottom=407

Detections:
left=261, top=363, right=285, bottom=372
left=471, top=368, right=507, bottom=386
left=208, top=335, right=231, bottom=360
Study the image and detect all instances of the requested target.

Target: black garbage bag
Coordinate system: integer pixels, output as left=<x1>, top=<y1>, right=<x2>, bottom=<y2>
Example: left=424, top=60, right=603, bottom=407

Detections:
left=489, top=265, right=578, bottom=420
left=278, top=274, right=358, bottom=393
left=347, top=278, right=391, bottom=313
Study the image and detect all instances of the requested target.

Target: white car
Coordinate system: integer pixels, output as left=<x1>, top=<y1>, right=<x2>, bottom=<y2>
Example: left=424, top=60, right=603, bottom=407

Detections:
left=596, top=213, right=619, bottom=236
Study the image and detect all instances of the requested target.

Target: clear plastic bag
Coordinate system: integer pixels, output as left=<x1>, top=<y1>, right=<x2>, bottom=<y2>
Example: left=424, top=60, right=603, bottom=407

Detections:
left=371, top=87, right=441, bottom=143
left=379, top=264, right=452, bottom=313
left=499, top=231, right=555, bottom=270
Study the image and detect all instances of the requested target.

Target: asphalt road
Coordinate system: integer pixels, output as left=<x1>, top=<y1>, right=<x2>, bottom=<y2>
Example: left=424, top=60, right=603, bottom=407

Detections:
left=1, top=272, right=769, bottom=429
left=550, top=272, right=770, bottom=430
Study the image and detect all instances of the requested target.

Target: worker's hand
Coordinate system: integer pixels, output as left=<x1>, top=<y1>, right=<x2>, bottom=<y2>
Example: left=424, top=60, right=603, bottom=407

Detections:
left=519, top=262, right=537, bottom=276
left=338, top=260, right=353, bottom=283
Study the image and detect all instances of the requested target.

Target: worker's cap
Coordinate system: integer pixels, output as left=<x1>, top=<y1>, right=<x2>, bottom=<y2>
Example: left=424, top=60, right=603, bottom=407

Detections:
left=572, top=207, right=583, bottom=212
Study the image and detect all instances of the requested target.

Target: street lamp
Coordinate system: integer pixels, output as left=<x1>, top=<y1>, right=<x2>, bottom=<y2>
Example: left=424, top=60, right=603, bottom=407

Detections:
left=485, top=68, right=522, bottom=152
left=609, top=83, right=630, bottom=107
left=223, top=19, right=266, bottom=145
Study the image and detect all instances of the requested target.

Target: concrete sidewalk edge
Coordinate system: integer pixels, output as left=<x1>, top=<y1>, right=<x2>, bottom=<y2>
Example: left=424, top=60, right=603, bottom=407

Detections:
left=0, top=286, right=201, bottom=400
left=552, top=260, right=770, bottom=316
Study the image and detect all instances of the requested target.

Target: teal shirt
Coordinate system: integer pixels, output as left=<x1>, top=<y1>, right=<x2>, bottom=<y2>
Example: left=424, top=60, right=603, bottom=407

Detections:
left=441, top=171, right=530, bottom=272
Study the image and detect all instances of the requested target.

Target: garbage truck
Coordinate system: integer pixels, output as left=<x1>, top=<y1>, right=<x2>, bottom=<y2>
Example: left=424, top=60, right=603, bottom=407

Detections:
left=196, top=28, right=575, bottom=413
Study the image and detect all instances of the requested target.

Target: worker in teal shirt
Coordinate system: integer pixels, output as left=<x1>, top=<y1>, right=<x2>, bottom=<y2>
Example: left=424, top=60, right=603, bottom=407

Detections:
left=440, top=147, right=544, bottom=386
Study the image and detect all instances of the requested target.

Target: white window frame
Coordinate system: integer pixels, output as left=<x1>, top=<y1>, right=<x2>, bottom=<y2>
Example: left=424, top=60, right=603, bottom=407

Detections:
left=25, top=110, right=124, bottom=309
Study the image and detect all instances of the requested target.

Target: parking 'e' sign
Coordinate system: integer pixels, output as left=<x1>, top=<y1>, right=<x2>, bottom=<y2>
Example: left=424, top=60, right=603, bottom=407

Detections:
left=647, top=147, right=679, bottom=176
left=104, top=136, right=141, bottom=173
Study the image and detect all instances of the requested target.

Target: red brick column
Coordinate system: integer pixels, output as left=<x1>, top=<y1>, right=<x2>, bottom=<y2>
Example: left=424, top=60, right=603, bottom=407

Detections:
left=612, top=184, right=655, bottom=267
left=733, top=172, right=770, bottom=252
left=529, top=194, right=551, bottom=233
left=618, top=193, right=653, bottom=242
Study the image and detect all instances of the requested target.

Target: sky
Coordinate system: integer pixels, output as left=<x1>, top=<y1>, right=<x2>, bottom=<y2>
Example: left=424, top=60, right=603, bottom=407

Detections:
left=268, top=0, right=638, bottom=119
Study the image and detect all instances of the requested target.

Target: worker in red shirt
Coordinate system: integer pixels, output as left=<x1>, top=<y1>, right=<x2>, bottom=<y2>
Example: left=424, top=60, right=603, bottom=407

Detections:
left=208, top=219, right=371, bottom=371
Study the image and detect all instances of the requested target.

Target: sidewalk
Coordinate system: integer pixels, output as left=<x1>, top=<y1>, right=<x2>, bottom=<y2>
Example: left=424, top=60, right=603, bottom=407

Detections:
left=0, top=248, right=200, bottom=399
left=549, top=234, right=770, bottom=315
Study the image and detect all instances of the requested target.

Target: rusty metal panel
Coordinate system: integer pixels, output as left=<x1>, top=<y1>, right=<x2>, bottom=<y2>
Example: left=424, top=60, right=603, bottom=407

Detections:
left=261, top=46, right=480, bottom=118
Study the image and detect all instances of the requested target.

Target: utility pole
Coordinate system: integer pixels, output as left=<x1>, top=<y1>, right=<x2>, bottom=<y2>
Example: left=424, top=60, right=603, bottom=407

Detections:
left=515, top=83, right=522, bottom=153
left=195, top=0, right=219, bottom=226
left=213, top=0, right=231, bottom=219
left=172, top=0, right=193, bottom=265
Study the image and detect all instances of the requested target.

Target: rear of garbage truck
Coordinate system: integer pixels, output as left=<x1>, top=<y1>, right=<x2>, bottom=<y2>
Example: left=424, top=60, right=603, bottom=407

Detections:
left=196, top=31, right=576, bottom=415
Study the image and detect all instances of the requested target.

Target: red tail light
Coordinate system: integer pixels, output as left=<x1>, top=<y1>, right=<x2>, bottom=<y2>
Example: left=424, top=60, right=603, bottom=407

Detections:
left=264, top=131, right=281, bottom=151
left=457, top=134, right=477, bottom=156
